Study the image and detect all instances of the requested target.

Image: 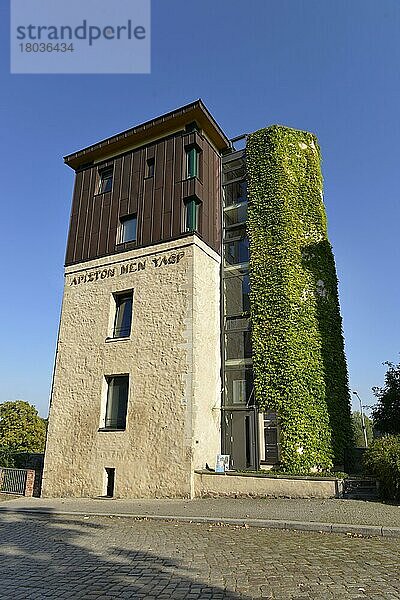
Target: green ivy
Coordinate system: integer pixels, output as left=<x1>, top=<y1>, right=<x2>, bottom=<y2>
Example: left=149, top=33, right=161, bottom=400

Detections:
left=246, top=125, right=353, bottom=474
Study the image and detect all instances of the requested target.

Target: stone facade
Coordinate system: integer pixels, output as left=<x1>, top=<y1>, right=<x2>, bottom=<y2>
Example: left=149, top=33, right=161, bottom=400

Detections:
left=194, top=472, right=343, bottom=499
left=42, top=235, right=221, bottom=498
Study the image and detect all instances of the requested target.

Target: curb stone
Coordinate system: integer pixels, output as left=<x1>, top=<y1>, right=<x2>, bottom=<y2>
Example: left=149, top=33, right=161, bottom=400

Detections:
left=0, top=507, right=398, bottom=538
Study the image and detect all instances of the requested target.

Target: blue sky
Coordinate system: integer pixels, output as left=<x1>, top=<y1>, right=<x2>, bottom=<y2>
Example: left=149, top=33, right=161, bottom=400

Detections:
left=0, top=0, right=399, bottom=417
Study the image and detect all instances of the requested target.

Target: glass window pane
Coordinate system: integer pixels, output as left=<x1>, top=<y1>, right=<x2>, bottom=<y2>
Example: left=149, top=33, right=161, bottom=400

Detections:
left=105, top=376, right=128, bottom=429
left=225, top=329, right=252, bottom=360
left=99, top=169, right=113, bottom=193
left=186, top=147, right=199, bottom=178
left=224, top=236, right=249, bottom=265
left=121, top=216, right=137, bottom=243
left=185, top=199, right=199, bottom=232
left=223, top=181, right=247, bottom=206
left=224, top=203, right=247, bottom=227
left=222, top=159, right=245, bottom=184
left=113, top=293, right=133, bottom=338
left=147, top=158, right=155, bottom=177
left=224, top=367, right=254, bottom=405
left=224, top=272, right=250, bottom=316
left=225, top=225, right=246, bottom=241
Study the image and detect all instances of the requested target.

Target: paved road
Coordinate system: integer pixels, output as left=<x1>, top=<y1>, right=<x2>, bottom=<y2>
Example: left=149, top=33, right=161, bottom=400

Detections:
left=0, top=513, right=399, bottom=599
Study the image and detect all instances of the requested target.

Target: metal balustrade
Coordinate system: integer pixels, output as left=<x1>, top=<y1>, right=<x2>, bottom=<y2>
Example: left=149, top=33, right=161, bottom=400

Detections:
left=0, top=468, right=28, bottom=495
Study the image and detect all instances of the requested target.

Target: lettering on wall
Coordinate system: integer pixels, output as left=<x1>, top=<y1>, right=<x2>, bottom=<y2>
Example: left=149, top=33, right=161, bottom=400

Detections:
left=69, top=251, right=185, bottom=286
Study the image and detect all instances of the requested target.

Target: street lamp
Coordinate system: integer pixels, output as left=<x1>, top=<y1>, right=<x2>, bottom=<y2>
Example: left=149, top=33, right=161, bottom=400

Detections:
left=352, top=390, right=368, bottom=447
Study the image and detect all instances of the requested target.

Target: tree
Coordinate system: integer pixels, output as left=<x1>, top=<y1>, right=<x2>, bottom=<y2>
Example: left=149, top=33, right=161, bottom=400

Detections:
left=351, top=411, right=373, bottom=447
left=0, top=400, right=47, bottom=455
left=372, top=361, right=400, bottom=435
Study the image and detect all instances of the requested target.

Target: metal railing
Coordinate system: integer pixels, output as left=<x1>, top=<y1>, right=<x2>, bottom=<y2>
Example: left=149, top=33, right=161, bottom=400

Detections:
left=0, top=468, right=28, bottom=495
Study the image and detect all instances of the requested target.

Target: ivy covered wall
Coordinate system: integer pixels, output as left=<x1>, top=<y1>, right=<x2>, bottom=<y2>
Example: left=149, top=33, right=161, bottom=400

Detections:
left=246, top=125, right=353, bottom=473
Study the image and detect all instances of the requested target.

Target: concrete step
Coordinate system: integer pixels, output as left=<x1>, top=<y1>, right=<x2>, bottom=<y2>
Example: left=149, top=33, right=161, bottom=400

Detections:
left=343, top=478, right=379, bottom=500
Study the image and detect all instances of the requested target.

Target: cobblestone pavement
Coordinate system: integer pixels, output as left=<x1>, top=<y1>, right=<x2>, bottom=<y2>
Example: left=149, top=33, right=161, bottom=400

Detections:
left=0, top=513, right=399, bottom=599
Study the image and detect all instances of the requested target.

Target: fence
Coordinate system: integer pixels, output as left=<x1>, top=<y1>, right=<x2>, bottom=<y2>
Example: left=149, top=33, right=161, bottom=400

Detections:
left=0, top=468, right=35, bottom=496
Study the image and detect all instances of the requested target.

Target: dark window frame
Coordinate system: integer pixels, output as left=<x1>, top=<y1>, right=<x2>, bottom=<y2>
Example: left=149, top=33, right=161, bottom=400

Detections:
left=112, top=291, right=133, bottom=339
left=184, top=197, right=201, bottom=233
left=102, top=375, right=129, bottom=431
left=97, top=167, right=113, bottom=194
left=146, top=157, right=155, bottom=178
left=118, top=214, right=137, bottom=244
left=185, top=145, right=201, bottom=179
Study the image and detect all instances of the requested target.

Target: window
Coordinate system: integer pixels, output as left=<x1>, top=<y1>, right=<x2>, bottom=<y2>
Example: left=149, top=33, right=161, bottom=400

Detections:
left=223, top=180, right=248, bottom=207
left=224, top=203, right=248, bottom=227
left=224, top=271, right=250, bottom=316
left=146, top=158, right=155, bottom=178
left=104, top=376, right=129, bottom=429
left=119, top=215, right=137, bottom=243
left=185, top=197, right=200, bottom=232
left=225, top=318, right=252, bottom=360
left=224, top=367, right=254, bottom=406
left=224, top=231, right=250, bottom=265
left=186, top=146, right=200, bottom=179
left=98, top=168, right=113, bottom=194
left=113, top=291, right=133, bottom=338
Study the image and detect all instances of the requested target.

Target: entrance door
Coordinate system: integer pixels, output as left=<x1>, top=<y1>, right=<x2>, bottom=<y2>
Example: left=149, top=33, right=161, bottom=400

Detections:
left=105, top=468, right=115, bottom=497
left=223, top=409, right=258, bottom=470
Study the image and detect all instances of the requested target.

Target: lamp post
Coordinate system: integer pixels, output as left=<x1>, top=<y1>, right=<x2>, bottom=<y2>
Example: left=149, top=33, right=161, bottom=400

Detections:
left=352, top=390, right=368, bottom=448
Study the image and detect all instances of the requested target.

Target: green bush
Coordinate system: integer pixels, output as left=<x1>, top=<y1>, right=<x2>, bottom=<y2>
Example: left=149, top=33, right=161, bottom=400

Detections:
left=0, top=447, right=17, bottom=468
left=364, top=435, right=400, bottom=502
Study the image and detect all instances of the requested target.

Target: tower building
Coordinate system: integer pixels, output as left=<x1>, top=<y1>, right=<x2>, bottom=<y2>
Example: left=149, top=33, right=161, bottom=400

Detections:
left=42, top=100, right=352, bottom=498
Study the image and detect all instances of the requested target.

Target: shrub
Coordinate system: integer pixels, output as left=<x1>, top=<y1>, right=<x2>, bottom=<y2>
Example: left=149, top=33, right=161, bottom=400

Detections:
left=364, top=435, right=400, bottom=502
left=0, top=447, right=17, bottom=468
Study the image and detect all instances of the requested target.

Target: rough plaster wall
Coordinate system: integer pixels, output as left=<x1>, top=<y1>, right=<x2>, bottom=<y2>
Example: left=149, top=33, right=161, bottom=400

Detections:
left=42, top=237, right=221, bottom=499
left=194, top=473, right=339, bottom=499
left=191, top=243, right=222, bottom=474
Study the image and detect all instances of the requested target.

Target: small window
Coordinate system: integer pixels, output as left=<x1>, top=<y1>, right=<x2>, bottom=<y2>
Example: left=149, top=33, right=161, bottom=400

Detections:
left=98, top=168, right=113, bottom=194
left=185, top=198, right=200, bottom=233
left=119, top=215, right=137, bottom=244
left=186, top=146, right=200, bottom=179
left=113, top=291, right=133, bottom=338
left=104, top=376, right=129, bottom=430
left=146, top=158, right=155, bottom=178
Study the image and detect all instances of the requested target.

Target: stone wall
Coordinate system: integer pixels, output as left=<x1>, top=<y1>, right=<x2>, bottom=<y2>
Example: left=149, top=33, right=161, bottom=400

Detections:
left=42, top=235, right=221, bottom=498
left=195, top=472, right=342, bottom=499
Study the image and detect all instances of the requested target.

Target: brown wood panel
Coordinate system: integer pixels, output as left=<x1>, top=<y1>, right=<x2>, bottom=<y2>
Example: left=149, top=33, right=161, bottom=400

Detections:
left=98, top=196, right=111, bottom=256
left=172, top=182, right=182, bottom=237
left=153, top=187, right=163, bottom=241
left=65, top=170, right=83, bottom=264
left=142, top=177, right=154, bottom=246
left=129, top=148, right=143, bottom=216
left=162, top=161, right=173, bottom=238
left=213, top=148, right=222, bottom=251
left=119, top=198, right=129, bottom=217
left=119, top=153, right=132, bottom=200
left=78, top=168, right=94, bottom=262
left=201, top=142, right=210, bottom=240
left=65, top=128, right=223, bottom=266
left=107, top=157, right=122, bottom=254
left=75, top=236, right=84, bottom=260
left=88, top=193, right=103, bottom=258
left=171, top=137, right=183, bottom=238
left=154, top=140, right=165, bottom=190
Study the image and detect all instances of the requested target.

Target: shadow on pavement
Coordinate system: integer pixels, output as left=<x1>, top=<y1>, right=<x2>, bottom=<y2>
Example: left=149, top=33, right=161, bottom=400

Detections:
left=0, top=508, right=246, bottom=599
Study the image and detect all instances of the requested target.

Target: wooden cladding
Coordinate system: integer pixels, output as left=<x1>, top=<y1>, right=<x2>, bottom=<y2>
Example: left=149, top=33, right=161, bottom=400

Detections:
left=65, top=131, right=222, bottom=266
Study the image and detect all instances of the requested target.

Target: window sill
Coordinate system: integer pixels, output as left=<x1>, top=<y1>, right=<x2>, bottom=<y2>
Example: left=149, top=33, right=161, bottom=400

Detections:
left=98, top=427, right=126, bottom=432
left=93, top=190, right=112, bottom=197
left=115, top=241, right=137, bottom=249
left=105, top=336, right=131, bottom=343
